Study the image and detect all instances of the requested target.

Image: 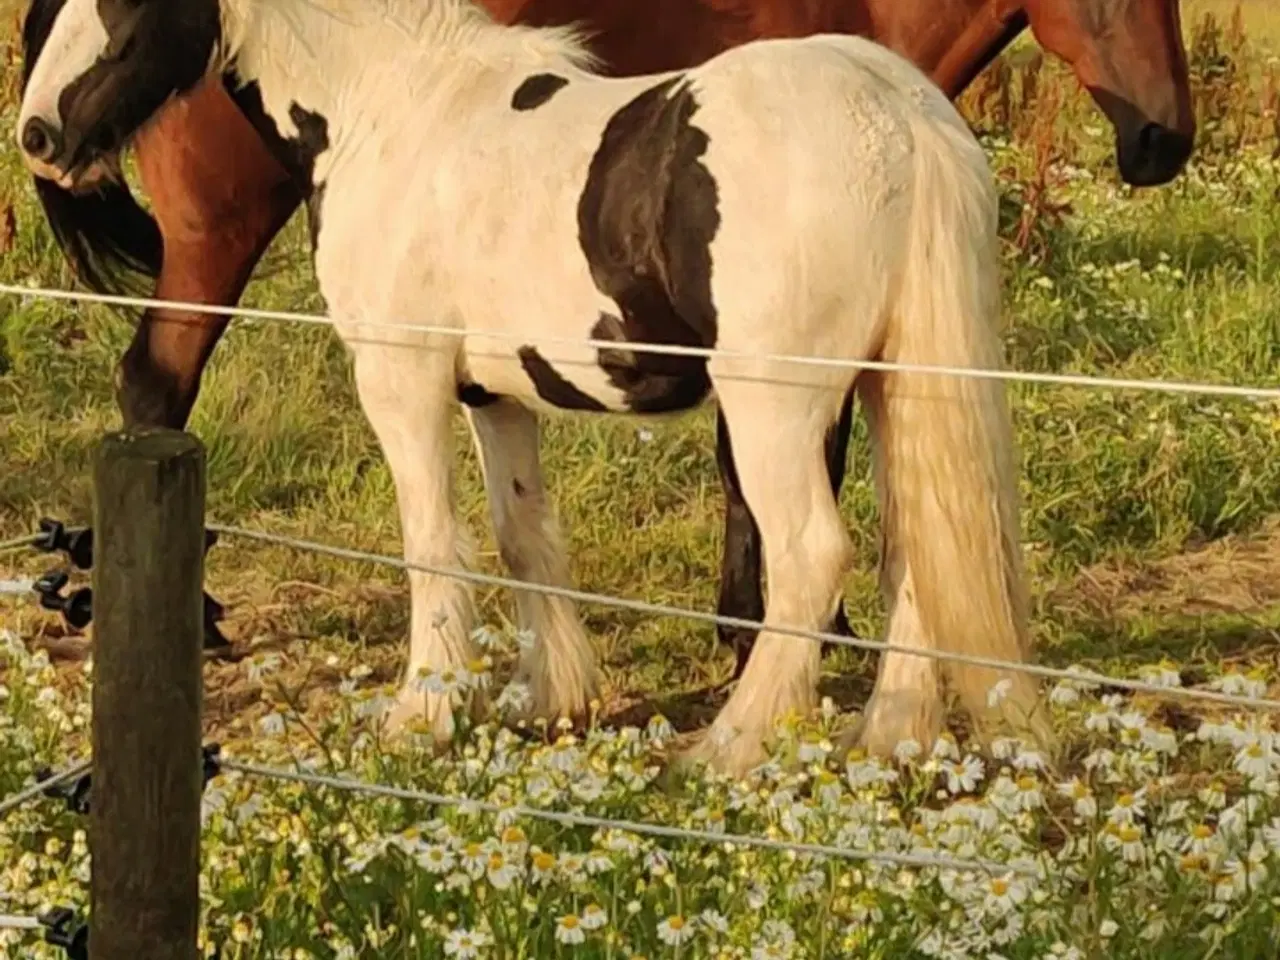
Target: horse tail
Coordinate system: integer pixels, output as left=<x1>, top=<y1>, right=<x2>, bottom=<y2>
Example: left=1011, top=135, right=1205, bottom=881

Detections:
left=20, top=1, right=162, bottom=296
left=866, top=99, right=1053, bottom=752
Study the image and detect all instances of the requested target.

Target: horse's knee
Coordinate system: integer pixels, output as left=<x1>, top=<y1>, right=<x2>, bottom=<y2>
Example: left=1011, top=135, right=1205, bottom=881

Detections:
left=115, top=332, right=192, bottom=428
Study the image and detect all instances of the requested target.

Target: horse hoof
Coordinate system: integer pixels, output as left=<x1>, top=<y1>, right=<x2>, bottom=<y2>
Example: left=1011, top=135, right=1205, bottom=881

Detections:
left=676, top=722, right=771, bottom=781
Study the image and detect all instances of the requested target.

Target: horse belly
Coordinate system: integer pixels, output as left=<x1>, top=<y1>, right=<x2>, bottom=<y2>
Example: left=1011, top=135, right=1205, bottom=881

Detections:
left=459, top=310, right=713, bottom=418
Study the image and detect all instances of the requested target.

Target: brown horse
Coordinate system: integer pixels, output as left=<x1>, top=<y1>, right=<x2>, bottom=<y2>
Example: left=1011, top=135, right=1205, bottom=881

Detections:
left=19, top=0, right=1193, bottom=680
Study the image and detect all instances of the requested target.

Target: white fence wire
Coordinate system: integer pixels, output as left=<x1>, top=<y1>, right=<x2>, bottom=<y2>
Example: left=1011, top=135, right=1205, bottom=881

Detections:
left=3, top=283, right=1280, bottom=400
left=218, top=759, right=1036, bottom=876
left=0, top=760, right=90, bottom=821
left=0, top=914, right=42, bottom=931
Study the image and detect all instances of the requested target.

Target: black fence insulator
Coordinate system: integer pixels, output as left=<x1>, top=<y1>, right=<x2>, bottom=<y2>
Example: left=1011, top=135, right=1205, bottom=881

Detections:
left=32, top=519, right=218, bottom=571
left=38, top=907, right=88, bottom=960
left=31, top=571, right=93, bottom=631
left=203, top=591, right=231, bottom=652
left=28, top=521, right=230, bottom=652
left=34, top=744, right=222, bottom=817
left=33, top=519, right=94, bottom=570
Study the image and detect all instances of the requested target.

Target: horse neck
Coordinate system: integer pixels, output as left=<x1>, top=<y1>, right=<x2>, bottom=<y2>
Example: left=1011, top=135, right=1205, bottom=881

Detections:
left=859, top=0, right=1028, bottom=96
left=221, top=0, right=592, bottom=160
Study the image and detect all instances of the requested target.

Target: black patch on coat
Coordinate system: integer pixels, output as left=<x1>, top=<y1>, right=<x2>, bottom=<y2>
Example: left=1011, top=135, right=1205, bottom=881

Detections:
left=226, top=81, right=331, bottom=192
left=518, top=346, right=608, bottom=411
left=511, top=73, right=569, bottom=111
left=576, top=76, right=720, bottom=413
left=457, top=381, right=500, bottom=407
left=590, top=312, right=710, bottom=412
left=227, top=82, right=332, bottom=251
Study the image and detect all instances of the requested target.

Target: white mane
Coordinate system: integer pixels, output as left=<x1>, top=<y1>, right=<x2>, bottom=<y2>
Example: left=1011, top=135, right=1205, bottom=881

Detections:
left=215, top=0, right=601, bottom=76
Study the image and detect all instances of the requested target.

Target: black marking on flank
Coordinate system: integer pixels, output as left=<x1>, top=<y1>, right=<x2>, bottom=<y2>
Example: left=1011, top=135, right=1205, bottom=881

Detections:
left=517, top=346, right=607, bottom=412
left=512, top=478, right=527, bottom=497
left=576, top=76, right=720, bottom=413
left=457, top=381, right=501, bottom=408
left=511, top=73, right=569, bottom=111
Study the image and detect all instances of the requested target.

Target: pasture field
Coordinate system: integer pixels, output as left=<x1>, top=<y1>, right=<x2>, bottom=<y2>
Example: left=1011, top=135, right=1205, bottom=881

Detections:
left=4, top=2, right=1280, bottom=957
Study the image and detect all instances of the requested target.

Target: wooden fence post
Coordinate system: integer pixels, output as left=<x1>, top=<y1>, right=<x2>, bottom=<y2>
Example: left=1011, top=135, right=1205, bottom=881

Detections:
left=90, top=428, right=206, bottom=960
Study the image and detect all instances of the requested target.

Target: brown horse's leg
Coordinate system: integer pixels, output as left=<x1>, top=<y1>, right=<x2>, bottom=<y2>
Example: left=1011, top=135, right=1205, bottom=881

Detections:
left=717, top=390, right=856, bottom=679
left=116, top=77, right=302, bottom=429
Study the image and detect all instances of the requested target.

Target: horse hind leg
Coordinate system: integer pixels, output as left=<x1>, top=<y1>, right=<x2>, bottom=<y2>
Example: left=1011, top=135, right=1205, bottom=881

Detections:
left=690, top=383, right=855, bottom=777
left=714, top=390, right=857, bottom=681
left=463, top=398, right=600, bottom=726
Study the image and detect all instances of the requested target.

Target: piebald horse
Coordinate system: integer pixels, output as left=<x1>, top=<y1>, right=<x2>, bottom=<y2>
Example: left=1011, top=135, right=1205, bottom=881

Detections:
left=17, top=0, right=1195, bottom=684
left=20, top=0, right=1051, bottom=773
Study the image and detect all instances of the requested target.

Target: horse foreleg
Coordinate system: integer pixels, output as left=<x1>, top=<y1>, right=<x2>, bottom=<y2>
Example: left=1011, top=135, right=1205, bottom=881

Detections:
left=347, top=337, right=480, bottom=743
left=117, top=77, right=301, bottom=430
left=715, top=390, right=857, bottom=680
left=463, top=398, right=600, bottom=726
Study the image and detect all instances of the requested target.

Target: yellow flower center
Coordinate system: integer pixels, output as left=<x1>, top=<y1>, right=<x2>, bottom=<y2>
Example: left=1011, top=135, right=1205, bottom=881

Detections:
left=561, top=915, right=580, bottom=930
left=989, top=878, right=1009, bottom=897
left=668, top=916, right=686, bottom=931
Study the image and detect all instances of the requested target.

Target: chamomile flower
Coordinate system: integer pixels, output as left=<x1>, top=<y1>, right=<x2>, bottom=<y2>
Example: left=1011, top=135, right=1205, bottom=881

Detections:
left=656, top=915, right=695, bottom=946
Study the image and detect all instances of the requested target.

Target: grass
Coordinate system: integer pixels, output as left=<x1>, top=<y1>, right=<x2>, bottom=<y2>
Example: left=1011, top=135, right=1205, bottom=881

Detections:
left=3, top=2, right=1280, bottom=958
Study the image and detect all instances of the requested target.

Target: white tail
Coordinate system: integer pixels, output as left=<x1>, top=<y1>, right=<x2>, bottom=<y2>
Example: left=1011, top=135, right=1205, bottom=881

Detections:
left=861, top=101, right=1053, bottom=752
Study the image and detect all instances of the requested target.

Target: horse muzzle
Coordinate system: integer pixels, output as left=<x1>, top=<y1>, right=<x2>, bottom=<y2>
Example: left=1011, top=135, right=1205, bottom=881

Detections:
left=17, top=114, right=117, bottom=193
left=1115, top=121, right=1194, bottom=188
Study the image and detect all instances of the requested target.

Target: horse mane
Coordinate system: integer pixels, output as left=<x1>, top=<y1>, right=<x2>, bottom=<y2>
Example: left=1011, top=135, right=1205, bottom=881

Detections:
left=216, top=0, right=602, bottom=75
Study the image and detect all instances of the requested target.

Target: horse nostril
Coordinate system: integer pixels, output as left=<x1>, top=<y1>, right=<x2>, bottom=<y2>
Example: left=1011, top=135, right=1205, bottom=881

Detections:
left=21, top=116, right=61, bottom=163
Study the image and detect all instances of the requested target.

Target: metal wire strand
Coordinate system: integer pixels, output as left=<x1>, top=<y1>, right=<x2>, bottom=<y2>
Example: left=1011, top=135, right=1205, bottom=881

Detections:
left=209, top=523, right=1280, bottom=713
left=220, top=758, right=1036, bottom=876
left=0, top=760, right=91, bottom=821
left=3, top=283, right=1280, bottom=400
left=0, top=533, right=41, bottom=555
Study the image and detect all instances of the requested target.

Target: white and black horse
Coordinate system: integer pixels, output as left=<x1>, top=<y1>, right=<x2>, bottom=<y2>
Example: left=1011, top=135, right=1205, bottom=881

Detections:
left=17, top=0, right=1050, bottom=774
